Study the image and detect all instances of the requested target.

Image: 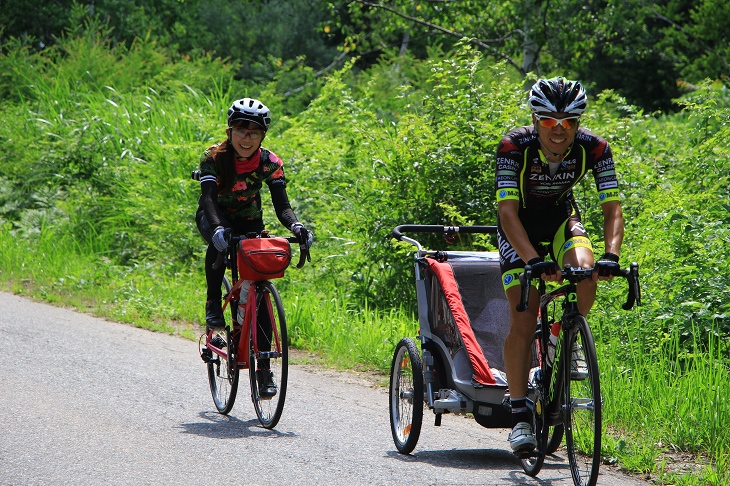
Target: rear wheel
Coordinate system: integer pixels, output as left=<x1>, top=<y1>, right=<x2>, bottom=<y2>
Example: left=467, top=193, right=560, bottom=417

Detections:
left=521, top=364, right=548, bottom=474
left=546, top=423, right=565, bottom=454
left=522, top=317, right=558, bottom=476
left=249, top=281, right=288, bottom=429
left=564, top=316, right=601, bottom=486
left=208, top=276, right=239, bottom=414
left=389, top=338, right=424, bottom=454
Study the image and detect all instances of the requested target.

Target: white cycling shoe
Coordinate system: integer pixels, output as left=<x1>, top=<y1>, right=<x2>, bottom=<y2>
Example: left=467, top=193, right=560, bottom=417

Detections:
left=509, top=422, right=537, bottom=453
left=571, top=343, right=589, bottom=380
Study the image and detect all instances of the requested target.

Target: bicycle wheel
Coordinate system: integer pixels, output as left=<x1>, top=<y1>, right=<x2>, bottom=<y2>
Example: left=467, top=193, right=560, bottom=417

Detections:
left=546, top=423, right=565, bottom=454
left=207, top=276, right=240, bottom=414
left=564, top=315, right=601, bottom=486
left=521, top=332, right=549, bottom=475
left=248, top=281, right=288, bottom=429
left=389, top=337, right=424, bottom=454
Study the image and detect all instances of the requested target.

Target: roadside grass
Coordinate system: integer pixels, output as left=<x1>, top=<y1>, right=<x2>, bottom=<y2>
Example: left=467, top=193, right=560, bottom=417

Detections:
left=1, top=228, right=727, bottom=484
left=597, top=313, right=730, bottom=485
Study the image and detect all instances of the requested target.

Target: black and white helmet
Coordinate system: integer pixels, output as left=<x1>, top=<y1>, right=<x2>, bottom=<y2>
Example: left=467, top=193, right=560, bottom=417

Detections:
left=528, top=77, right=587, bottom=115
left=227, top=98, right=271, bottom=130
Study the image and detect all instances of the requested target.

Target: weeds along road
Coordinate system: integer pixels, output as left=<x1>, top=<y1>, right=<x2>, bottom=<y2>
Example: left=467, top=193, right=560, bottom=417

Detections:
left=0, top=291, right=650, bottom=485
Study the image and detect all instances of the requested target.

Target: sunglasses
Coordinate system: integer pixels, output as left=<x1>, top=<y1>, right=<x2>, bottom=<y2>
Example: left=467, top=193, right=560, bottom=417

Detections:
left=535, top=114, right=581, bottom=129
left=231, top=127, right=264, bottom=139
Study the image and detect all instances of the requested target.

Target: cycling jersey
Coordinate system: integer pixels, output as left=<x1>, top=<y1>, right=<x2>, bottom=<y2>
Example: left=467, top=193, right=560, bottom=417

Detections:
left=495, top=126, right=619, bottom=208
left=197, top=144, right=297, bottom=231
left=494, top=126, right=620, bottom=289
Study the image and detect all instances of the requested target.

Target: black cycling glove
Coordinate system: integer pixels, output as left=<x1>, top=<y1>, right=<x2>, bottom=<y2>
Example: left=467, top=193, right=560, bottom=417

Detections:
left=527, top=257, right=558, bottom=277
left=595, top=252, right=620, bottom=277
left=291, top=223, right=312, bottom=247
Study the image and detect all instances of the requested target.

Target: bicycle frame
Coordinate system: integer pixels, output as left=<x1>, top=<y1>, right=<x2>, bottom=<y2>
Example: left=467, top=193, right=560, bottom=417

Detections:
left=205, top=240, right=283, bottom=371
left=536, top=277, right=582, bottom=426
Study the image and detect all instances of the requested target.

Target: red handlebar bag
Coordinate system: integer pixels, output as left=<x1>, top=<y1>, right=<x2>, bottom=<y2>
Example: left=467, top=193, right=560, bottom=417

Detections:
left=237, top=237, right=292, bottom=281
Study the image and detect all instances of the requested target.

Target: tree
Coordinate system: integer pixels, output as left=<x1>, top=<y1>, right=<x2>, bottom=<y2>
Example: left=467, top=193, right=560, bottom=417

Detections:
left=328, top=0, right=730, bottom=112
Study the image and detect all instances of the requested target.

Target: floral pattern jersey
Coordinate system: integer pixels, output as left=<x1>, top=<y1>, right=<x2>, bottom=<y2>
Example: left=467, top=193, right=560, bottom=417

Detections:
left=199, top=145, right=287, bottom=222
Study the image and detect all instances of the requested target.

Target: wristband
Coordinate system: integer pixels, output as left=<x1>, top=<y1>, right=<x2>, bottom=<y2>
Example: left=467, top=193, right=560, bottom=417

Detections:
left=527, top=257, right=543, bottom=266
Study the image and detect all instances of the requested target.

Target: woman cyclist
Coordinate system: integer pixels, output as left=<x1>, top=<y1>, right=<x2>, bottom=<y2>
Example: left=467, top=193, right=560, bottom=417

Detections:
left=195, top=97, right=311, bottom=394
left=494, top=77, right=624, bottom=454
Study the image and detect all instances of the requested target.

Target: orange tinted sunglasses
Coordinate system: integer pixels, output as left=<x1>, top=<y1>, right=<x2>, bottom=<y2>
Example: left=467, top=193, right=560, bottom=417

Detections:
left=535, top=114, right=580, bottom=129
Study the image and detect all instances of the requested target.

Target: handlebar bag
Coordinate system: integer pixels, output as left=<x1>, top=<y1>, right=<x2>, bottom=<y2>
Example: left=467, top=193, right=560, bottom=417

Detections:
left=237, top=237, right=292, bottom=281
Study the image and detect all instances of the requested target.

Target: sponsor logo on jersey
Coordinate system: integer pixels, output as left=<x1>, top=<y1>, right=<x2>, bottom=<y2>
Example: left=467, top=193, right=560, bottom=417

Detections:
left=497, top=188, right=520, bottom=201
left=530, top=172, right=575, bottom=181
left=599, top=189, right=619, bottom=202
left=598, top=181, right=619, bottom=190
left=498, top=233, right=522, bottom=264
left=595, top=159, right=614, bottom=170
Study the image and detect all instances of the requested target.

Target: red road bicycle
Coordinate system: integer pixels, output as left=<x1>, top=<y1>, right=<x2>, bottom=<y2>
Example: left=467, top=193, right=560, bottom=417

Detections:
left=200, top=230, right=310, bottom=428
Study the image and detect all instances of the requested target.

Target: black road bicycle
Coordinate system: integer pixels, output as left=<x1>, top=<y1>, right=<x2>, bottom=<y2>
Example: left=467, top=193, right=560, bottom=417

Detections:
left=517, top=262, right=641, bottom=486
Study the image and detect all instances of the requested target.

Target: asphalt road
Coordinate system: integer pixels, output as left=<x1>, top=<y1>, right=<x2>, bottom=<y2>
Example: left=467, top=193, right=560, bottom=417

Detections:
left=0, top=291, right=651, bottom=485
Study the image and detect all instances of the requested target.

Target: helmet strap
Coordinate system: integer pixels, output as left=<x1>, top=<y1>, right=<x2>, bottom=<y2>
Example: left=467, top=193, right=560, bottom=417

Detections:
left=538, top=137, right=574, bottom=161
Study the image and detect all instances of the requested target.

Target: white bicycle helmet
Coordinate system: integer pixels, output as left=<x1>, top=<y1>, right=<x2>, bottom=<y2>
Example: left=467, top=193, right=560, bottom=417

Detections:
left=528, top=77, right=587, bottom=115
left=227, top=98, right=271, bottom=130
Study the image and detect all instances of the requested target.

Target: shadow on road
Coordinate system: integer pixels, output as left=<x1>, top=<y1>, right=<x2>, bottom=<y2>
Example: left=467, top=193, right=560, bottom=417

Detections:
left=176, top=411, right=298, bottom=439
left=387, top=447, right=569, bottom=474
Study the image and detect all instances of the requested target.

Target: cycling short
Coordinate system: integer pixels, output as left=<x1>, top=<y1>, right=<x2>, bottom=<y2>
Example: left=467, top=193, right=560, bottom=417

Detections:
left=497, top=201, right=593, bottom=290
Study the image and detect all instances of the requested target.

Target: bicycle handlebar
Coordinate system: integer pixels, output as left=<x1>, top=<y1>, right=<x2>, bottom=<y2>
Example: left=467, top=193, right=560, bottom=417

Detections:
left=516, top=262, right=641, bottom=312
left=392, top=224, right=498, bottom=240
left=212, top=231, right=311, bottom=272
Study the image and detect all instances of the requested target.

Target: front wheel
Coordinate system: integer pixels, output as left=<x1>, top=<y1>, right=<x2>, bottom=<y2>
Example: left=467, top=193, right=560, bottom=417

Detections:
left=207, top=276, right=239, bottom=414
left=564, top=315, right=601, bottom=486
left=389, top=337, right=424, bottom=454
left=249, top=281, right=288, bottom=429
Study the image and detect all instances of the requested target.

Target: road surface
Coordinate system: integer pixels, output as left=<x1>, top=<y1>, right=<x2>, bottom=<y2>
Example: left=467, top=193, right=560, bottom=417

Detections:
left=0, top=292, right=650, bottom=485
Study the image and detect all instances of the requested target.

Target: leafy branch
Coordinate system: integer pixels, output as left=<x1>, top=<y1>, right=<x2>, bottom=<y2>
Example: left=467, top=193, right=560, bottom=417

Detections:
left=352, top=0, right=525, bottom=75
left=651, top=8, right=730, bottom=75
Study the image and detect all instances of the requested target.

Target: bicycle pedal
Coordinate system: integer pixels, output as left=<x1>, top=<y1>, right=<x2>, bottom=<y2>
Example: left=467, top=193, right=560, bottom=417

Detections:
left=200, top=348, right=219, bottom=365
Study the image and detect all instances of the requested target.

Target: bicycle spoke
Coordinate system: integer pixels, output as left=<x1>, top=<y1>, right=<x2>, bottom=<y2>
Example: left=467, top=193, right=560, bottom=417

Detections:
left=389, top=338, right=423, bottom=454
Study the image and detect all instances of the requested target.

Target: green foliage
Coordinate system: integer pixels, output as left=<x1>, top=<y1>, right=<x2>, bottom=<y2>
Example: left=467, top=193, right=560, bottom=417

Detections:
left=331, top=0, right=730, bottom=112
left=1, top=0, right=340, bottom=85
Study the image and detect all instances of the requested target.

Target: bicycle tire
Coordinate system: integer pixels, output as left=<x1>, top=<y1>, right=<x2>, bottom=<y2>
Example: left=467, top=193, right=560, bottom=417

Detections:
left=208, top=275, right=240, bottom=414
left=248, top=281, right=288, bottom=429
left=521, top=326, right=551, bottom=476
left=389, top=337, right=424, bottom=454
left=564, top=315, right=601, bottom=486
left=546, top=423, right=565, bottom=454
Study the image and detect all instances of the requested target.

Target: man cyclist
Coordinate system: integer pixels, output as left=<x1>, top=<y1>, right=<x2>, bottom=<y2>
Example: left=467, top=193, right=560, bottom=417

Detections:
left=196, top=97, right=311, bottom=396
left=494, top=77, right=624, bottom=454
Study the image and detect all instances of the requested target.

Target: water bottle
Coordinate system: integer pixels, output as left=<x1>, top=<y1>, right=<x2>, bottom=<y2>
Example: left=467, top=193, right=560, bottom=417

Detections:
left=546, top=321, right=561, bottom=367
left=237, top=280, right=250, bottom=323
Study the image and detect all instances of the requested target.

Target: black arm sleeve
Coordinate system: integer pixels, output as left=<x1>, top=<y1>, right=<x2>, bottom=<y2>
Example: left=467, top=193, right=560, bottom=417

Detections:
left=269, top=183, right=298, bottom=230
left=200, top=180, right=223, bottom=229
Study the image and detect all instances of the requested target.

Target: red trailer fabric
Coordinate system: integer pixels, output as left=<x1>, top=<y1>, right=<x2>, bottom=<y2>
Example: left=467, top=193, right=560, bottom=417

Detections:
left=427, top=259, right=497, bottom=386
